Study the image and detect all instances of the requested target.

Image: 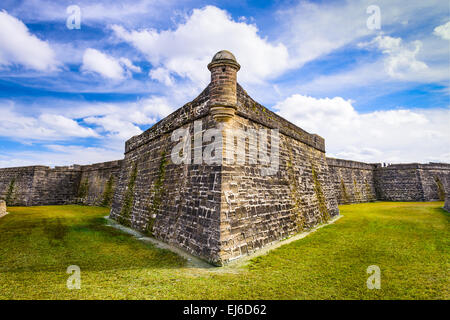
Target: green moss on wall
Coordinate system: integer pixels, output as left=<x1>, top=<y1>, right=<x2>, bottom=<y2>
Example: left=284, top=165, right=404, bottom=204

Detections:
left=146, top=151, right=168, bottom=235
left=119, top=163, right=138, bottom=226
left=365, top=180, right=375, bottom=202
left=353, top=177, right=362, bottom=202
left=340, top=177, right=350, bottom=204
left=77, top=178, right=89, bottom=203
left=101, top=175, right=114, bottom=207
left=286, top=148, right=305, bottom=232
left=434, top=176, right=445, bottom=201
left=311, top=165, right=330, bottom=223
left=5, top=178, right=15, bottom=206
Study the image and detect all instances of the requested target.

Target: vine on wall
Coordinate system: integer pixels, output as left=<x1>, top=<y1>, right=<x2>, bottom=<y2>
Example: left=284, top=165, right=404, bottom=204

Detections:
left=146, top=151, right=168, bottom=235
left=101, top=175, right=114, bottom=207
left=286, top=147, right=306, bottom=232
left=119, top=163, right=138, bottom=226
left=434, top=176, right=446, bottom=201
left=311, top=165, right=330, bottom=223
left=5, top=178, right=16, bottom=206
left=77, top=178, right=89, bottom=203
left=340, top=177, right=350, bottom=204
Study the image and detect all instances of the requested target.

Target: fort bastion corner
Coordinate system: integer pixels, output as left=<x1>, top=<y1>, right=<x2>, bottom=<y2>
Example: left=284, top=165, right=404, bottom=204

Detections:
left=0, top=51, right=448, bottom=265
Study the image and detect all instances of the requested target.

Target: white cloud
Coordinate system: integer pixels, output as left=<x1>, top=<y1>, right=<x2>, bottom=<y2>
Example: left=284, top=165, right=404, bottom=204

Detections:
left=434, top=21, right=450, bottom=40
left=276, top=1, right=371, bottom=68
left=81, top=48, right=128, bottom=79
left=0, top=145, right=123, bottom=168
left=5, top=0, right=174, bottom=26
left=119, top=57, right=142, bottom=74
left=112, top=6, right=291, bottom=85
left=274, top=94, right=450, bottom=163
left=0, top=103, right=98, bottom=141
left=274, top=0, right=449, bottom=89
left=369, top=35, right=428, bottom=80
left=0, top=95, right=175, bottom=167
left=83, top=115, right=143, bottom=140
left=0, top=10, right=59, bottom=71
left=150, top=67, right=175, bottom=86
left=48, top=96, right=174, bottom=143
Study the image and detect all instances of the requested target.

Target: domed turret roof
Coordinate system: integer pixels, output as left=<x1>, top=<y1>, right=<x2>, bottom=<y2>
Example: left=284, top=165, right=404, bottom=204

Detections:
left=211, top=50, right=237, bottom=62
left=208, top=50, right=240, bottom=70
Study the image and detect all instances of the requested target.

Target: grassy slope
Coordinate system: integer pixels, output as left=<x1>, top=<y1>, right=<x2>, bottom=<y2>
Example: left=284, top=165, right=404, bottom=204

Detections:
left=0, top=202, right=448, bottom=299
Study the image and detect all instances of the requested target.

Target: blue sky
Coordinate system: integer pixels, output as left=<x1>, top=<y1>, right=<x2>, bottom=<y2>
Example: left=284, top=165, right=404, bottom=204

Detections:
left=0, top=0, right=449, bottom=167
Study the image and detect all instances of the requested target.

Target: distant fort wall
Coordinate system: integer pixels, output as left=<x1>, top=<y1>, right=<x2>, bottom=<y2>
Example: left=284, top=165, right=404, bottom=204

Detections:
left=0, top=160, right=123, bottom=207
left=326, top=158, right=377, bottom=204
left=326, top=158, right=450, bottom=204
left=2, top=158, right=446, bottom=208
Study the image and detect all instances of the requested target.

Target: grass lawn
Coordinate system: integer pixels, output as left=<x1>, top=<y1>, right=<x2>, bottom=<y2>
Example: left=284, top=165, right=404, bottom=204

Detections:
left=0, top=202, right=448, bottom=299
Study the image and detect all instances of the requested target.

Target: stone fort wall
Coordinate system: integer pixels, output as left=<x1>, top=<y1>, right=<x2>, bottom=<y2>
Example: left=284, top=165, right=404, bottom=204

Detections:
left=0, top=50, right=448, bottom=265
left=2, top=157, right=446, bottom=208
left=109, top=81, right=340, bottom=265
left=326, top=158, right=377, bottom=204
left=326, top=159, right=450, bottom=204
left=0, top=160, right=122, bottom=207
left=218, top=86, right=339, bottom=263
left=373, top=163, right=450, bottom=201
left=110, top=85, right=225, bottom=264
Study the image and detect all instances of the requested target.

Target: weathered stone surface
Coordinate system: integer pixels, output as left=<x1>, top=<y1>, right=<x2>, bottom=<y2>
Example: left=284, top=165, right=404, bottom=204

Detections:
left=0, top=160, right=123, bottom=206
left=374, top=163, right=450, bottom=201
left=326, top=158, right=377, bottom=204
left=109, top=51, right=339, bottom=265
left=0, top=200, right=7, bottom=218
left=0, top=50, right=449, bottom=265
left=326, top=160, right=450, bottom=204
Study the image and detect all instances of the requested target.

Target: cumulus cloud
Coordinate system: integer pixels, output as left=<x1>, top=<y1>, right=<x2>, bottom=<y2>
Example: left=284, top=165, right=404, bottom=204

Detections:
left=82, top=96, right=174, bottom=140
left=274, top=94, right=450, bottom=163
left=83, top=115, right=142, bottom=140
left=0, top=94, right=173, bottom=146
left=0, top=10, right=59, bottom=71
left=149, top=67, right=175, bottom=86
left=0, top=95, right=175, bottom=166
left=0, top=103, right=98, bottom=141
left=112, top=6, right=291, bottom=85
left=275, top=1, right=371, bottom=68
left=434, top=21, right=450, bottom=40
left=368, top=35, right=428, bottom=80
left=81, top=48, right=140, bottom=79
left=274, top=0, right=449, bottom=89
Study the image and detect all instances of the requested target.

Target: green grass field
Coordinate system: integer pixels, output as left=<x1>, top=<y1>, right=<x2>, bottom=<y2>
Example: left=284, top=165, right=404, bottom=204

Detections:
left=0, top=202, right=448, bottom=299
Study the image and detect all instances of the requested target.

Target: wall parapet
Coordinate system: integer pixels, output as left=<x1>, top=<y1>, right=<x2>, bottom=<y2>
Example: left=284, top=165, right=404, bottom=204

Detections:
left=326, top=157, right=378, bottom=170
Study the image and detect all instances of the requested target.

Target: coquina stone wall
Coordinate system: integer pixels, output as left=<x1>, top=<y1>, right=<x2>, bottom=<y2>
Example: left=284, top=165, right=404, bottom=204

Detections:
left=109, top=51, right=339, bottom=265
left=0, top=166, right=37, bottom=206
left=418, top=163, right=449, bottom=201
left=326, top=160, right=449, bottom=203
left=0, top=50, right=448, bottom=265
left=374, top=163, right=450, bottom=201
left=78, top=160, right=123, bottom=206
left=110, top=86, right=224, bottom=264
left=326, top=158, right=377, bottom=204
left=219, top=86, right=339, bottom=262
left=0, top=160, right=122, bottom=206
